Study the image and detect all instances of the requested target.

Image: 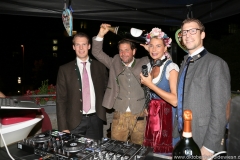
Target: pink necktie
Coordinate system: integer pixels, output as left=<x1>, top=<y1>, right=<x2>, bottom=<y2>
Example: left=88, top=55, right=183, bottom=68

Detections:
left=81, top=62, right=91, bottom=113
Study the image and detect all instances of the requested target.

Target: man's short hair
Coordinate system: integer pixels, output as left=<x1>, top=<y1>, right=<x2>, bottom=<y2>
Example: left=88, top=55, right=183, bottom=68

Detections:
left=118, top=39, right=137, bottom=50
left=72, top=32, right=90, bottom=44
left=181, top=18, right=205, bottom=32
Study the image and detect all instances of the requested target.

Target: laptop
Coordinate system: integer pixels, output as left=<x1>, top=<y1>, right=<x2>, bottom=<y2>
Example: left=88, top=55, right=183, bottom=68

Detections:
left=0, top=96, right=40, bottom=110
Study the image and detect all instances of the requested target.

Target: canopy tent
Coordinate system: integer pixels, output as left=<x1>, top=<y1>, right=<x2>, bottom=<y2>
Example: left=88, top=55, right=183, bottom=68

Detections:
left=0, top=0, right=240, bottom=26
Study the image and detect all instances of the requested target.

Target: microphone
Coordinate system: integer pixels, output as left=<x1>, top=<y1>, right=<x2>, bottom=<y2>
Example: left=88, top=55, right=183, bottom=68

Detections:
left=142, top=65, right=148, bottom=77
left=141, top=64, right=151, bottom=109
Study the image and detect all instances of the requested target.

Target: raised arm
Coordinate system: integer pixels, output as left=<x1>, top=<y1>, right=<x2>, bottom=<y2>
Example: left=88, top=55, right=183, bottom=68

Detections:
left=97, top=23, right=111, bottom=38
left=92, top=23, right=114, bottom=69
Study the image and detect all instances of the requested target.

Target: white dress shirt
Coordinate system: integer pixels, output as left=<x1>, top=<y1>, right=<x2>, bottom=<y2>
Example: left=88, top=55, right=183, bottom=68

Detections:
left=77, top=57, right=96, bottom=114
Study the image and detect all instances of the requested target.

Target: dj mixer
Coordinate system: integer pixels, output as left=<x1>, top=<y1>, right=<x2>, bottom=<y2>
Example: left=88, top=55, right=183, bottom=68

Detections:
left=17, top=130, right=152, bottom=160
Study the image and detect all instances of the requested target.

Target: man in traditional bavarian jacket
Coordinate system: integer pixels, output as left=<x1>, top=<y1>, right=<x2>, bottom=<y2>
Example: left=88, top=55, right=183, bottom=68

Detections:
left=92, top=23, right=149, bottom=145
left=56, top=32, right=108, bottom=140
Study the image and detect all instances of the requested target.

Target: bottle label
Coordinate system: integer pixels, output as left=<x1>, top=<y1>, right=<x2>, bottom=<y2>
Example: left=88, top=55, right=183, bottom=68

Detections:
left=130, top=28, right=143, bottom=37
left=184, top=149, right=193, bottom=155
left=182, top=132, right=192, bottom=138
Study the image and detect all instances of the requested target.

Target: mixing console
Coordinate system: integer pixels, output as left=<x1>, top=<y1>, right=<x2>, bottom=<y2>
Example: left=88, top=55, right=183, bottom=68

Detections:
left=17, top=130, right=152, bottom=160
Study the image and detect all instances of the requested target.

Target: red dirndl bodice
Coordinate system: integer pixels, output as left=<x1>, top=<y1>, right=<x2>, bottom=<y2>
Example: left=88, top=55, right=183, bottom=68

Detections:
left=143, top=99, right=173, bottom=153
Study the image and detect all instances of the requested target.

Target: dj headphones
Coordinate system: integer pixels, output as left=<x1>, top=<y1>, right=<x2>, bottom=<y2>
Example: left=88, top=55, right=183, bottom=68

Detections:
left=150, top=56, right=168, bottom=67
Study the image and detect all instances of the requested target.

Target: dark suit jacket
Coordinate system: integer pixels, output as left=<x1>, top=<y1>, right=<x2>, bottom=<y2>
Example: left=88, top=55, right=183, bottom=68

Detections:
left=56, top=58, right=108, bottom=131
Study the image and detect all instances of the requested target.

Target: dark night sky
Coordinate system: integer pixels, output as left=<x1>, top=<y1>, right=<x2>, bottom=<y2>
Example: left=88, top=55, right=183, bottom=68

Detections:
left=0, top=14, right=240, bottom=95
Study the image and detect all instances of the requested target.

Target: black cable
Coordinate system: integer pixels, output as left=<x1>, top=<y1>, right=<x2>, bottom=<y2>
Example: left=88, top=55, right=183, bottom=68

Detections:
left=0, top=146, right=22, bottom=160
left=126, top=65, right=152, bottom=143
left=126, top=89, right=150, bottom=143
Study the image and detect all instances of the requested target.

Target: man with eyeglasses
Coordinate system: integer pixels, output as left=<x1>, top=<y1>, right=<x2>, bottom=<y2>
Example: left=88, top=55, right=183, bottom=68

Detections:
left=173, top=18, right=231, bottom=159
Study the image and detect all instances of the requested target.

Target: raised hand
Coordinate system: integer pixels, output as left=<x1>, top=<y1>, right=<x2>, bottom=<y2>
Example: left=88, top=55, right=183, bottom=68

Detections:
left=97, top=23, right=111, bottom=38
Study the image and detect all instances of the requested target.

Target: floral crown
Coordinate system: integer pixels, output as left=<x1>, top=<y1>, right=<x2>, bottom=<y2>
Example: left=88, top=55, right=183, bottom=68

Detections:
left=145, top=27, right=172, bottom=47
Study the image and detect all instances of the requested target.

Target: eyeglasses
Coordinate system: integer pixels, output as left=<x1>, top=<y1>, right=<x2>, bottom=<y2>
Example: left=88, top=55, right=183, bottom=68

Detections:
left=181, top=28, right=201, bottom=36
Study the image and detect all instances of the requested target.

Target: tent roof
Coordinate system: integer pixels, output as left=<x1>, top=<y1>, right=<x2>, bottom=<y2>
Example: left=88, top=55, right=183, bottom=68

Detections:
left=0, top=0, right=240, bottom=26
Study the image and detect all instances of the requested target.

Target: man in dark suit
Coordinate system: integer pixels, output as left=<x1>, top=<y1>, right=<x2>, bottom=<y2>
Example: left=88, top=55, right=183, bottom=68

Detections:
left=56, top=32, right=108, bottom=140
left=173, top=18, right=231, bottom=159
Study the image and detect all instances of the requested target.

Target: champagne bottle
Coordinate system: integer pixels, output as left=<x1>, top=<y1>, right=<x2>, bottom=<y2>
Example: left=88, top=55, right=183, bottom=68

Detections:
left=172, top=110, right=201, bottom=160
left=108, top=26, right=147, bottom=44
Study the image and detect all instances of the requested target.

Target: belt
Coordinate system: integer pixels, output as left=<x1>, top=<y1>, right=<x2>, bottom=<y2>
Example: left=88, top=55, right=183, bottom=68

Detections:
left=82, top=113, right=96, bottom=117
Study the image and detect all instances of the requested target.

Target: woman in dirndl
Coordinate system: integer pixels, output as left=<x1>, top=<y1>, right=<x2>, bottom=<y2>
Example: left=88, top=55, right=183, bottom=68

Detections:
left=140, top=27, right=179, bottom=154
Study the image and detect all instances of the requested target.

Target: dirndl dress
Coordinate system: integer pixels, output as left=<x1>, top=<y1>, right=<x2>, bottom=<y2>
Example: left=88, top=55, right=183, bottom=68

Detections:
left=143, top=99, right=173, bottom=153
left=143, top=60, right=175, bottom=153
